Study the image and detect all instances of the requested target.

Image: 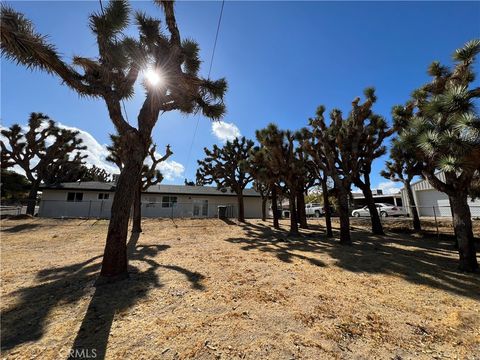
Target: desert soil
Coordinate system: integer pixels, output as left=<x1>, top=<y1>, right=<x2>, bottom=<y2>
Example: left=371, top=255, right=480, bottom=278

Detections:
left=1, top=217, right=479, bottom=359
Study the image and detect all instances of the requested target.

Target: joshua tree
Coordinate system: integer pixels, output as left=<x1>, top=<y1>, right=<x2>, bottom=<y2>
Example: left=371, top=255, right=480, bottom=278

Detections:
left=256, top=124, right=306, bottom=235
left=342, top=89, right=394, bottom=235
left=250, top=145, right=281, bottom=229
left=394, top=39, right=480, bottom=272
left=196, top=136, right=254, bottom=222
left=304, top=107, right=354, bottom=244
left=0, top=113, right=86, bottom=215
left=1, top=1, right=226, bottom=280
left=305, top=89, right=392, bottom=238
left=107, top=134, right=172, bottom=233
left=381, top=137, right=423, bottom=231
left=44, top=163, right=111, bottom=184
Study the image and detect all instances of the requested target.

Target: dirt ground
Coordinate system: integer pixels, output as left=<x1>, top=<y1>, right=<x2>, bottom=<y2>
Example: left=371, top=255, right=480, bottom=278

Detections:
left=1, top=217, right=479, bottom=359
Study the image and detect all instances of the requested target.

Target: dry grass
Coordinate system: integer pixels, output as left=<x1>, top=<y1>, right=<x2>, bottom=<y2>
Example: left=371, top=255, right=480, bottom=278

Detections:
left=1, top=217, right=479, bottom=359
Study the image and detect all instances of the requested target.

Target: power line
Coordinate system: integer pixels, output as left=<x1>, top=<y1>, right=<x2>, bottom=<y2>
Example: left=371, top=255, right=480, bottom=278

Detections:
left=185, top=0, right=225, bottom=179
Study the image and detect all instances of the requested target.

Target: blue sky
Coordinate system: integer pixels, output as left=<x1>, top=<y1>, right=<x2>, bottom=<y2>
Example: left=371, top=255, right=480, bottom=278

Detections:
left=1, top=1, right=479, bottom=191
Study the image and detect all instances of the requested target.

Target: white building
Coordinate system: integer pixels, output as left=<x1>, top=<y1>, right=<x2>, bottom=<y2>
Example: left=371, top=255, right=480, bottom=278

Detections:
left=400, top=173, right=479, bottom=217
left=38, top=182, right=263, bottom=219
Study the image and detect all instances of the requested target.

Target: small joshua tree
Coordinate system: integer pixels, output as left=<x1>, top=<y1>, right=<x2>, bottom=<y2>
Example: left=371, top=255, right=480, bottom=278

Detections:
left=196, top=136, right=254, bottom=222
left=1, top=113, right=86, bottom=215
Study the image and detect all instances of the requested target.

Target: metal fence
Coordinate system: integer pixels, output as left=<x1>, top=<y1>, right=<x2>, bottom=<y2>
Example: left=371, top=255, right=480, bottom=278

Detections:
left=374, top=205, right=480, bottom=238
left=8, top=200, right=239, bottom=219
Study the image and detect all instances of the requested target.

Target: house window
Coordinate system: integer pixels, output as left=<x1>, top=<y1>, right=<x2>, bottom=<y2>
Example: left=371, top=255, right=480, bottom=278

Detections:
left=98, top=193, right=110, bottom=200
left=67, top=192, right=83, bottom=202
left=162, top=196, right=177, bottom=208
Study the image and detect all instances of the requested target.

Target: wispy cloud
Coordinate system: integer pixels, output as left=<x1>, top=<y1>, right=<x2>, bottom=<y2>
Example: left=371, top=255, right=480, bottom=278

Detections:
left=376, top=181, right=403, bottom=194
left=211, top=121, right=241, bottom=143
left=1, top=123, right=185, bottom=182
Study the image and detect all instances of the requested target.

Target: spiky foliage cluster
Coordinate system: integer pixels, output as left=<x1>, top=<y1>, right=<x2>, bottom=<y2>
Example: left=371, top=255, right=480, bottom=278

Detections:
left=255, top=124, right=306, bottom=193
left=44, top=164, right=112, bottom=184
left=304, top=88, right=393, bottom=236
left=107, top=133, right=172, bottom=189
left=1, top=0, right=227, bottom=137
left=394, top=39, right=480, bottom=194
left=380, top=138, right=423, bottom=185
left=255, top=124, right=307, bottom=234
left=196, top=136, right=254, bottom=193
left=0, top=113, right=87, bottom=183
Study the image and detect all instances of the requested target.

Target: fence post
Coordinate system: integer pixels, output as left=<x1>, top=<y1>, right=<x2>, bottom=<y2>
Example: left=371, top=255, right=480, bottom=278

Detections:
left=432, top=206, right=439, bottom=239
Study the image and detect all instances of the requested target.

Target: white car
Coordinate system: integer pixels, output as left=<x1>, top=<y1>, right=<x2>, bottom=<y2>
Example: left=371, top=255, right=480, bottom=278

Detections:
left=305, top=203, right=324, bottom=217
left=351, top=203, right=406, bottom=217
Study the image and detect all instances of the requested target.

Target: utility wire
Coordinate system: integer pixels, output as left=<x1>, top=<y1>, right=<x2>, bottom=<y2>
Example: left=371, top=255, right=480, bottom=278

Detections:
left=184, top=0, right=225, bottom=179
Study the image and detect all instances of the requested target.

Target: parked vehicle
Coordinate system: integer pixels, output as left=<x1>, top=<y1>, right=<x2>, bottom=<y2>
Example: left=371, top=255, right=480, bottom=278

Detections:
left=305, top=203, right=324, bottom=217
left=351, top=203, right=406, bottom=217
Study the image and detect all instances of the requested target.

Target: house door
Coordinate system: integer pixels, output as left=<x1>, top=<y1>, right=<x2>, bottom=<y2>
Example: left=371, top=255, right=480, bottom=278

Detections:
left=193, top=200, right=208, bottom=217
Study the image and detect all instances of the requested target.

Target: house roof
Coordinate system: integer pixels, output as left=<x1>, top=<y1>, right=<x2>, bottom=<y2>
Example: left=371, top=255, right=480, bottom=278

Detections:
left=41, top=182, right=261, bottom=197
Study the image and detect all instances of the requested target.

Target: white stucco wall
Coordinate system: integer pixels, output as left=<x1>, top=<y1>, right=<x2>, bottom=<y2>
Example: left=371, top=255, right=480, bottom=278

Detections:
left=38, top=189, right=263, bottom=219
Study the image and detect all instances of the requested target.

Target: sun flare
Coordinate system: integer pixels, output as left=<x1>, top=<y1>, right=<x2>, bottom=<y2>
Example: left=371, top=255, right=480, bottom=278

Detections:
left=144, top=68, right=162, bottom=87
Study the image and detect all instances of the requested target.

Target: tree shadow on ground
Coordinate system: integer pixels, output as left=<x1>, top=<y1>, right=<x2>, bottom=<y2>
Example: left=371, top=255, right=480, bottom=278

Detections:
left=1, top=232, right=206, bottom=358
left=227, top=221, right=480, bottom=301
left=2, top=223, right=41, bottom=233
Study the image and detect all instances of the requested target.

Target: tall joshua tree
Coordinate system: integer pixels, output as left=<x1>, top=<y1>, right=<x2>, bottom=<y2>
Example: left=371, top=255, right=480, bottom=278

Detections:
left=395, top=39, right=480, bottom=272
left=107, top=134, right=172, bottom=233
left=256, top=124, right=305, bottom=235
left=343, top=89, right=394, bottom=235
left=250, top=145, right=281, bottom=229
left=0, top=113, right=86, bottom=215
left=1, top=1, right=226, bottom=280
left=380, top=137, right=423, bottom=231
left=196, top=136, right=254, bottom=222
left=304, top=107, right=354, bottom=244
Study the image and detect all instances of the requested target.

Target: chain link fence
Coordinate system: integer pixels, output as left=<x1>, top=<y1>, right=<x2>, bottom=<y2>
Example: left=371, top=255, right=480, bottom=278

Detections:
left=0, top=199, right=238, bottom=220
left=374, top=205, right=480, bottom=237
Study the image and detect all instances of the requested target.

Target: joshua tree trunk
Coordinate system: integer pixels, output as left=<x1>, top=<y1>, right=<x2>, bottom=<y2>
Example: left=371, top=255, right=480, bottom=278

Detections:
left=261, top=197, right=267, bottom=221
left=296, top=188, right=308, bottom=229
left=132, top=179, right=142, bottom=233
left=359, top=183, right=384, bottom=235
left=26, top=180, right=40, bottom=216
left=100, top=146, right=145, bottom=281
left=288, top=192, right=299, bottom=235
left=337, top=188, right=351, bottom=245
left=321, top=178, right=333, bottom=238
left=449, top=193, right=478, bottom=272
left=237, top=192, right=245, bottom=222
left=405, top=181, right=421, bottom=232
left=271, top=185, right=280, bottom=229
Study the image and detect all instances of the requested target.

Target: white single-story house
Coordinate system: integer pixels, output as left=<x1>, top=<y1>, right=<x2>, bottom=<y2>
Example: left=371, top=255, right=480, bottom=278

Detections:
left=400, top=172, right=479, bottom=217
left=38, top=182, right=263, bottom=219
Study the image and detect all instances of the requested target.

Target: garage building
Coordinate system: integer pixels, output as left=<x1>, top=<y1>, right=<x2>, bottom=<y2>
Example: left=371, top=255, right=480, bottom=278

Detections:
left=400, top=172, right=479, bottom=217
